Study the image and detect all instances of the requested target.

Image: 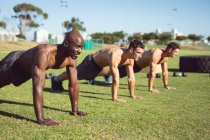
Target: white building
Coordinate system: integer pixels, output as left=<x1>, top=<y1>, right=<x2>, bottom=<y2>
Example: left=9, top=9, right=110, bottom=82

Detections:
left=34, top=29, right=49, bottom=43
left=0, top=31, right=18, bottom=41
left=156, top=28, right=184, bottom=40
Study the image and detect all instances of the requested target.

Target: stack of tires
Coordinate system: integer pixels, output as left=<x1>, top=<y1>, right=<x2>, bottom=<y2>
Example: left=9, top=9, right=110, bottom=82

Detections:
left=179, top=56, right=210, bottom=73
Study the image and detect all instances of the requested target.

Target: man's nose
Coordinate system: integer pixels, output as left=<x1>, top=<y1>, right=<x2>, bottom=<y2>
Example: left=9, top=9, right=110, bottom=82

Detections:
left=77, top=48, right=82, bottom=54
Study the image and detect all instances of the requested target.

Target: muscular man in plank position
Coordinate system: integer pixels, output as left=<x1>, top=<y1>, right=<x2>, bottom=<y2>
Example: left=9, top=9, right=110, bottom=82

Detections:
left=52, top=42, right=180, bottom=94
left=51, top=40, right=145, bottom=102
left=0, top=31, right=86, bottom=126
left=114, top=42, right=180, bottom=93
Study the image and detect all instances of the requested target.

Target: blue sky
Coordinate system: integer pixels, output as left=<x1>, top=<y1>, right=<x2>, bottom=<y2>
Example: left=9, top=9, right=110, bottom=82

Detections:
left=0, top=0, right=210, bottom=39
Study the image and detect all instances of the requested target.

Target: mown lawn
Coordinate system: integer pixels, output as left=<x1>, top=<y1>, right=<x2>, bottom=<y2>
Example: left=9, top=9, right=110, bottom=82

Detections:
left=0, top=42, right=210, bottom=140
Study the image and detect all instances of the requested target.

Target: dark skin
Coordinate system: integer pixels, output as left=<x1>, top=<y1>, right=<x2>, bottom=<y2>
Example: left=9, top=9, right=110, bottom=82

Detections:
left=13, top=31, right=86, bottom=126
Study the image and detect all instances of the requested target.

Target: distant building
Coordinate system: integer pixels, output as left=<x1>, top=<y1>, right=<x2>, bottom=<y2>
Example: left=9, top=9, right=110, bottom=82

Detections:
left=0, top=30, right=18, bottom=41
left=156, top=28, right=184, bottom=40
left=34, top=29, right=49, bottom=43
left=34, top=29, right=64, bottom=44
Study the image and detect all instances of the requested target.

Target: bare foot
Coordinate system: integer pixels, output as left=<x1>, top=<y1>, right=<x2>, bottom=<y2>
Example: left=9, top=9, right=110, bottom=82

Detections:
left=113, top=98, right=126, bottom=102
left=149, top=89, right=160, bottom=94
left=37, top=118, right=59, bottom=126
left=70, top=111, right=88, bottom=116
left=165, top=86, right=176, bottom=90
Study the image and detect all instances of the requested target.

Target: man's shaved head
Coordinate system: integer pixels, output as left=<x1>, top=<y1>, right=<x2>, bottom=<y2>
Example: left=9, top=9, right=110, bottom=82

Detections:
left=64, top=31, right=84, bottom=46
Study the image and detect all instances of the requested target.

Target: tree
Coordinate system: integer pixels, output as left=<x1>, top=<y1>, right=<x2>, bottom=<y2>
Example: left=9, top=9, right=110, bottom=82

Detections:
left=63, top=17, right=86, bottom=32
left=143, top=32, right=158, bottom=41
left=188, top=34, right=203, bottom=41
left=157, top=33, right=172, bottom=45
left=12, top=3, right=48, bottom=39
left=128, top=33, right=142, bottom=42
left=0, top=21, right=6, bottom=29
left=176, top=35, right=187, bottom=41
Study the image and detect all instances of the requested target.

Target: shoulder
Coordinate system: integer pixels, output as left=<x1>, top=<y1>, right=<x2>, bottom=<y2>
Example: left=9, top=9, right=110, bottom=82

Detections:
left=110, top=47, right=123, bottom=55
left=151, top=48, right=163, bottom=57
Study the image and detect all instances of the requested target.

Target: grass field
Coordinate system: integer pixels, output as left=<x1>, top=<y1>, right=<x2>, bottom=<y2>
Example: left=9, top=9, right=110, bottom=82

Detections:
left=0, top=42, right=210, bottom=140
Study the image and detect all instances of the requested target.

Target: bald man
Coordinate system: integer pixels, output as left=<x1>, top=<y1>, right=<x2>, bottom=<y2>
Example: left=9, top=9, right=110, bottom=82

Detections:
left=0, top=31, right=86, bottom=126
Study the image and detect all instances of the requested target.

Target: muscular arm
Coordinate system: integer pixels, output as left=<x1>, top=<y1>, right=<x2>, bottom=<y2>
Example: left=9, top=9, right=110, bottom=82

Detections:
left=66, top=61, right=86, bottom=116
left=110, top=64, right=120, bottom=101
left=161, top=61, right=169, bottom=88
left=126, top=61, right=135, bottom=98
left=32, top=49, right=58, bottom=125
left=109, top=54, right=125, bottom=102
left=149, top=61, right=157, bottom=92
left=148, top=50, right=161, bottom=93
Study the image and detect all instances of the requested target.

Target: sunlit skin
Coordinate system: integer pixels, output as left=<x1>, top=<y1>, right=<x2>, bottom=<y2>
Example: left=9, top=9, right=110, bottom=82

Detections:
left=87, top=43, right=180, bottom=93
left=0, top=31, right=86, bottom=126
left=97, top=47, right=180, bottom=93
left=54, top=41, right=145, bottom=102
left=145, top=47, right=180, bottom=93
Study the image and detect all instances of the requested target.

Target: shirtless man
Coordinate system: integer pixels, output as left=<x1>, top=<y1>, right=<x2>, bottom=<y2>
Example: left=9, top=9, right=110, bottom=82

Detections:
left=52, top=42, right=180, bottom=94
left=115, top=42, right=180, bottom=93
left=0, top=31, right=86, bottom=126
left=51, top=40, right=145, bottom=102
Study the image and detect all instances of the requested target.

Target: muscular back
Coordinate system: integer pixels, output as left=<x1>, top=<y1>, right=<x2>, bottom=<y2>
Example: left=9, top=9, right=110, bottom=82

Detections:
left=93, top=47, right=132, bottom=67
left=135, top=48, right=168, bottom=68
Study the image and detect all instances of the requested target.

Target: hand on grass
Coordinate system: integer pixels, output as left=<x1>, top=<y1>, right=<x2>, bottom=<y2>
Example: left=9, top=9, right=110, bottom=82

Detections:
left=149, top=89, right=160, bottom=94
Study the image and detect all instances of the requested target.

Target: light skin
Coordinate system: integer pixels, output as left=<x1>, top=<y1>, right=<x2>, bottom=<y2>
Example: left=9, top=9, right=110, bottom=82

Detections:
left=144, top=48, right=180, bottom=93
left=55, top=45, right=144, bottom=102
left=93, top=47, right=144, bottom=102
left=1, top=31, right=86, bottom=126
left=95, top=47, right=180, bottom=93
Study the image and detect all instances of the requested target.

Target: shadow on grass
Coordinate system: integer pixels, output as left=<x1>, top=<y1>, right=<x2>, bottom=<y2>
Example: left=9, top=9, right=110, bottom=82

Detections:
left=0, top=110, right=36, bottom=123
left=80, top=90, right=111, bottom=100
left=80, top=81, right=112, bottom=87
left=0, top=99, right=70, bottom=123
left=43, top=87, right=68, bottom=94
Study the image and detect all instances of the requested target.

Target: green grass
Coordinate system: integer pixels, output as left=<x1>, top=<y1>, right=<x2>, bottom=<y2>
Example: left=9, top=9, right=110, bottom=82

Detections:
left=0, top=43, right=210, bottom=139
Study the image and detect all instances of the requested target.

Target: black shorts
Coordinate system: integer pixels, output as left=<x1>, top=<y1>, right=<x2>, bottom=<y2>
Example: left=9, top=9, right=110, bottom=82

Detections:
left=118, top=62, right=141, bottom=78
left=0, top=51, right=31, bottom=87
left=77, top=54, right=103, bottom=80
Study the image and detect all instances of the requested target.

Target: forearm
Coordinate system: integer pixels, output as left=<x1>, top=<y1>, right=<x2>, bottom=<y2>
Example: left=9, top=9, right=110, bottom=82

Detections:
left=69, top=80, right=79, bottom=113
left=33, top=89, right=44, bottom=121
left=148, top=73, right=155, bottom=91
left=32, top=67, right=45, bottom=121
left=112, top=79, right=119, bottom=100
left=128, top=79, right=135, bottom=97
left=162, top=72, right=169, bottom=88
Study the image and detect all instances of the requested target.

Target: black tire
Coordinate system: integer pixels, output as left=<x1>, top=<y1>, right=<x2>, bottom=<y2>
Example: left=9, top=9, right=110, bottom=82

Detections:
left=179, top=56, right=210, bottom=73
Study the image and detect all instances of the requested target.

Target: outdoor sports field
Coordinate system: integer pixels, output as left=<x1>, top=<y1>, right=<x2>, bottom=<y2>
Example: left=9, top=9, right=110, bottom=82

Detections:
left=0, top=42, right=210, bottom=139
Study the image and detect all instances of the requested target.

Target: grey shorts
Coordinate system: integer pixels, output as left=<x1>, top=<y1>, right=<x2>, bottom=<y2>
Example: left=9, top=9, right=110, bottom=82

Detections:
left=77, top=54, right=103, bottom=80
left=0, top=51, right=31, bottom=87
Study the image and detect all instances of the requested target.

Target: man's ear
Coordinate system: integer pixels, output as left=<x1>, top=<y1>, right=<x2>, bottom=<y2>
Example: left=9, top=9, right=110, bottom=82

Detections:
left=130, top=48, right=133, bottom=53
left=168, top=48, right=173, bottom=53
left=63, top=41, right=69, bottom=48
